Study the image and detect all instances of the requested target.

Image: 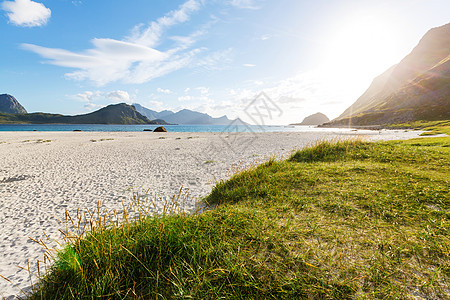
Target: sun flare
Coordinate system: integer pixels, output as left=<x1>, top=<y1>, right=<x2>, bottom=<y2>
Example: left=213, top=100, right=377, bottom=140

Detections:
left=322, top=14, right=403, bottom=88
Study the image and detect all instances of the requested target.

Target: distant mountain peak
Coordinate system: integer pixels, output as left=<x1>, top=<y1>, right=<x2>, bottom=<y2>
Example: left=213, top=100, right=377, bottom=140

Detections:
left=0, top=94, right=27, bottom=114
left=133, top=103, right=247, bottom=125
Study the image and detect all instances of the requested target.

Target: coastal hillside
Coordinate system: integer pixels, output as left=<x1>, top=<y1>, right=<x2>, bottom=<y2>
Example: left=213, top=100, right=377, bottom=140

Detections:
left=0, top=103, right=162, bottom=125
left=0, top=94, right=27, bottom=114
left=327, top=23, right=450, bottom=126
left=134, top=103, right=247, bottom=125
left=291, top=112, right=329, bottom=125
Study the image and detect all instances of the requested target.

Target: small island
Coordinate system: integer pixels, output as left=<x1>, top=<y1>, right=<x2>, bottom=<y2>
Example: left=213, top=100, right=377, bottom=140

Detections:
left=291, top=112, right=330, bottom=126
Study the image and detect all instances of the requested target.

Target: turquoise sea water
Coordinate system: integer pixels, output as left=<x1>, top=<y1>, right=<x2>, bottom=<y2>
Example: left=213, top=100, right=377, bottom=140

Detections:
left=0, top=124, right=352, bottom=133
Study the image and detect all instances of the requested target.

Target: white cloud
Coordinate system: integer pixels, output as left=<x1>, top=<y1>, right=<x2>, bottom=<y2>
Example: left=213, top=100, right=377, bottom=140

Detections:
left=22, top=39, right=168, bottom=86
left=73, top=91, right=102, bottom=111
left=196, top=48, right=233, bottom=71
left=248, top=80, right=264, bottom=86
left=21, top=0, right=211, bottom=86
left=84, top=102, right=103, bottom=111
left=230, top=0, right=260, bottom=10
left=127, top=0, right=200, bottom=47
left=169, top=29, right=206, bottom=50
left=196, top=86, right=209, bottom=95
left=243, top=63, right=256, bottom=67
left=178, top=95, right=192, bottom=101
left=156, top=88, right=172, bottom=94
left=149, top=100, right=164, bottom=108
left=106, top=90, right=131, bottom=102
left=184, top=87, right=190, bottom=93
left=126, top=48, right=200, bottom=84
left=220, top=70, right=353, bottom=124
left=1, top=0, right=51, bottom=27
left=263, top=73, right=321, bottom=101
left=72, top=90, right=132, bottom=111
left=278, top=96, right=306, bottom=104
left=174, top=88, right=216, bottom=109
left=75, top=91, right=96, bottom=102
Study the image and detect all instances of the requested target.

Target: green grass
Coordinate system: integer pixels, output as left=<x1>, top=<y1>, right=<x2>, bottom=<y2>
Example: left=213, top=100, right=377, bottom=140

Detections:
left=388, top=120, right=450, bottom=136
left=27, top=138, right=449, bottom=299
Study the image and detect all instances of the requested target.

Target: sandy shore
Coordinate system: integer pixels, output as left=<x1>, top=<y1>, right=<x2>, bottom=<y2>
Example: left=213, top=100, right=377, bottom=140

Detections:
left=0, top=129, right=422, bottom=298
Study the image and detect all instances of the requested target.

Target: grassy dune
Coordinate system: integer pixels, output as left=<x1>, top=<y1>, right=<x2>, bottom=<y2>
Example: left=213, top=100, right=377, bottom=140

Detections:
left=29, top=138, right=449, bottom=299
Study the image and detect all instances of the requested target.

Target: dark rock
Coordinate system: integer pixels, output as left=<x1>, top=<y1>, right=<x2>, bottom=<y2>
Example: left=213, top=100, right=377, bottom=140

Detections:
left=143, top=129, right=152, bottom=131
left=73, top=130, right=82, bottom=132
left=153, top=126, right=167, bottom=132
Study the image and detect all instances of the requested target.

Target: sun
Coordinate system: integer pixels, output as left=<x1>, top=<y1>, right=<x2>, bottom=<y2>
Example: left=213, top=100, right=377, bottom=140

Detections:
left=320, top=14, right=403, bottom=92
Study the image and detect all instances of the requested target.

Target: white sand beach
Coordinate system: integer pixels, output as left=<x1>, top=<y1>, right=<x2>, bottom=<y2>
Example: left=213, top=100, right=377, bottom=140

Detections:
left=0, top=129, right=422, bottom=298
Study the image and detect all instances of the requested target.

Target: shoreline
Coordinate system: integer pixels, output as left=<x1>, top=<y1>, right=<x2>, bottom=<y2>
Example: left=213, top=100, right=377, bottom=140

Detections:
left=0, top=130, right=423, bottom=298
left=0, top=123, right=414, bottom=133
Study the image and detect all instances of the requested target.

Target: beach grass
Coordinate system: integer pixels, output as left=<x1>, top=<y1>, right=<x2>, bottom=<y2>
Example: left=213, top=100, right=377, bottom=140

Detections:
left=388, top=120, right=450, bottom=136
left=27, top=138, right=449, bottom=299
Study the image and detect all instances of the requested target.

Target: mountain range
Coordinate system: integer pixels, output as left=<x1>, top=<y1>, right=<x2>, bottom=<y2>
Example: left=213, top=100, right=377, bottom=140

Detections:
left=0, top=96, right=245, bottom=126
left=133, top=103, right=247, bottom=125
left=0, top=102, right=162, bottom=125
left=326, top=22, right=450, bottom=126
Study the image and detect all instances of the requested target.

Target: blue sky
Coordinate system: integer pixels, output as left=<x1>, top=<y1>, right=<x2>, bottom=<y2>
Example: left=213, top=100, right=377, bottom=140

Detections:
left=0, top=0, right=449, bottom=124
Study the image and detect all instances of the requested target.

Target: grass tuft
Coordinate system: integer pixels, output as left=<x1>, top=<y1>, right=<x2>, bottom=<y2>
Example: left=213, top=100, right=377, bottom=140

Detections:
left=56, top=245, right=82, bottom=273
left=289, top=139, right=366, bottom=162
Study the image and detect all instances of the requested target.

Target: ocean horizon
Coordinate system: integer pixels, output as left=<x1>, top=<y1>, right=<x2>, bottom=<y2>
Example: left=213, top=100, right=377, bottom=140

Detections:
left=0, top=124, right=357, bottom=133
